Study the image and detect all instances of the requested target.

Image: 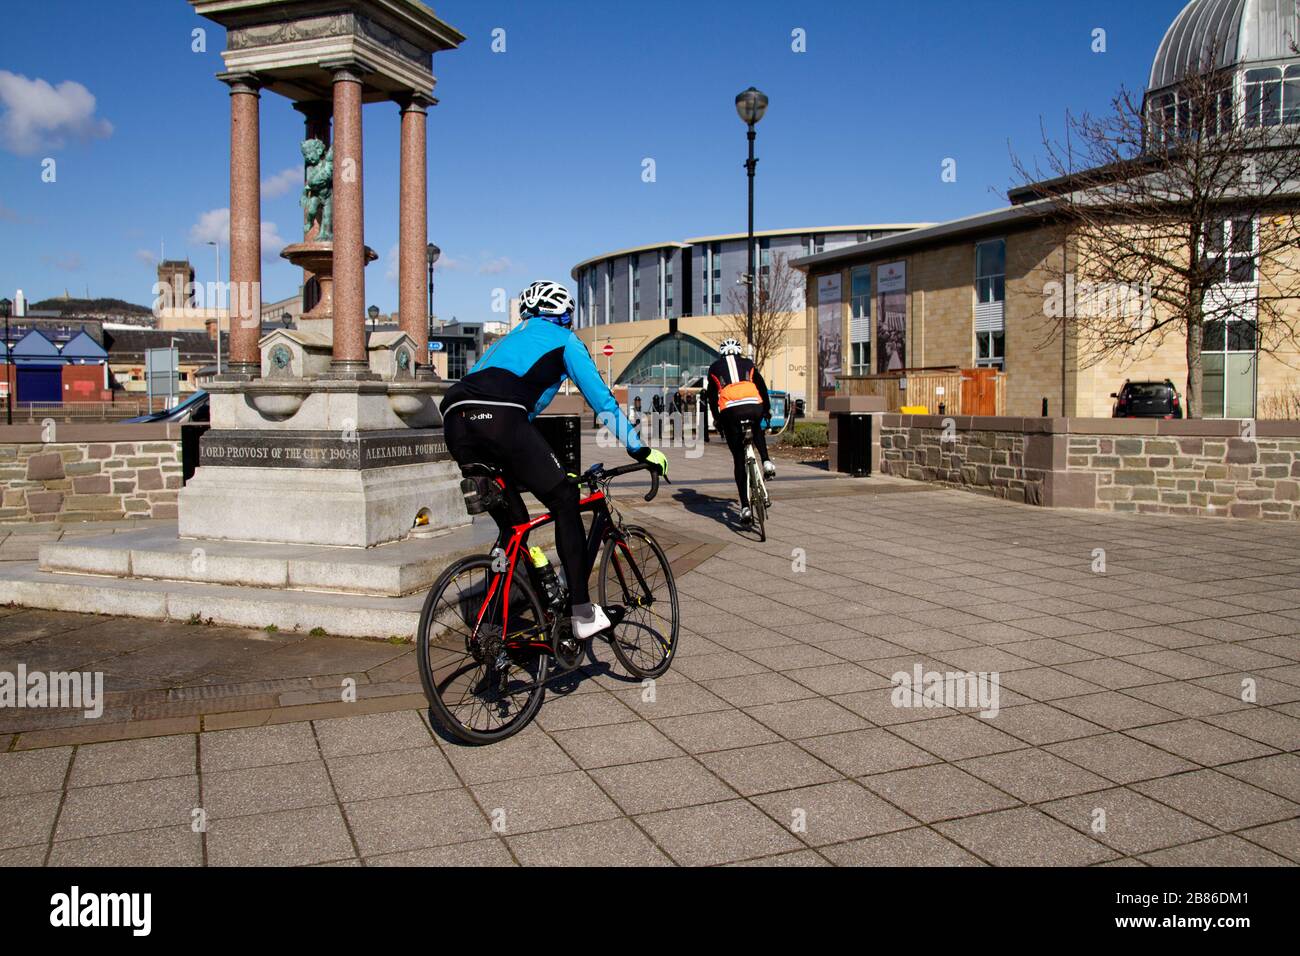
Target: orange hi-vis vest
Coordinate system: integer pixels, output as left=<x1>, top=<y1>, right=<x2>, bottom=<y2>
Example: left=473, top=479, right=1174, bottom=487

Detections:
left=712, top=356, right=763, bottom=412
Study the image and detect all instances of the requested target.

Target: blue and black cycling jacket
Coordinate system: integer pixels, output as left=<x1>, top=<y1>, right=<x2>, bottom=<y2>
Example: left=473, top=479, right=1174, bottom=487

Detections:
left=439, top=319, right=644, bottom=453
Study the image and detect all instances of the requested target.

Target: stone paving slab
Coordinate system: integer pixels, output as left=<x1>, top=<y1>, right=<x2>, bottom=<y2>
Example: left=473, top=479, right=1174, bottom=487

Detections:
left=0, top=438, right=1298, bottom=865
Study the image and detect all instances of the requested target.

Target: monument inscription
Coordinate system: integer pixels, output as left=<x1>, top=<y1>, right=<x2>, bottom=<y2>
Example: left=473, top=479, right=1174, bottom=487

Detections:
left=200, top=429, right=449, bottom=470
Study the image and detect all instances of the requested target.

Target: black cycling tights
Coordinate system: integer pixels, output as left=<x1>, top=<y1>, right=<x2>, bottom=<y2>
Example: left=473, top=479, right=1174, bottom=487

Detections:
left=444, top=406, right=590, bottom=608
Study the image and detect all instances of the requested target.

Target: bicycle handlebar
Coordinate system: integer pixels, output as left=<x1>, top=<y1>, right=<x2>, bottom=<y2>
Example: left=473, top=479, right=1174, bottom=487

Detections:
left=573, top=461, right=667, bottom=502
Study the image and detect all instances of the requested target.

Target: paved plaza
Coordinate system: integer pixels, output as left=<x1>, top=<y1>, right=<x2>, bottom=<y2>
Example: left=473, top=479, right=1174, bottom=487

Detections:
left=1, top=437, right=1298, bottom=866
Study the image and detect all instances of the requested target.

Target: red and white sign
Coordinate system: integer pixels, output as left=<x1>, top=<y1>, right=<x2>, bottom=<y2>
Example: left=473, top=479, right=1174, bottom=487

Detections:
left=601, top=343, right=615, bottom=357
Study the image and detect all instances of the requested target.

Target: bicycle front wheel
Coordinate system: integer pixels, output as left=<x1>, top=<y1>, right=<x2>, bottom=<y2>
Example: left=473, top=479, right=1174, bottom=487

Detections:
left=417, top=555, right=549, bottom=746
left=598, top=527, right=679, bottom=678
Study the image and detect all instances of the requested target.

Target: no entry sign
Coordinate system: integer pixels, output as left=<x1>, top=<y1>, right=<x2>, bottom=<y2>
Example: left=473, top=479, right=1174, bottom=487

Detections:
left=601, top=343, right=615, bottom=357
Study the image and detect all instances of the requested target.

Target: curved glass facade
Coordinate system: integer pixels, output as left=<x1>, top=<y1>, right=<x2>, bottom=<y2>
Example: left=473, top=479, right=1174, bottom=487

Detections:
left=573, top=228, right=917, bottom=329
left=616, top=334, right=718, bottom=387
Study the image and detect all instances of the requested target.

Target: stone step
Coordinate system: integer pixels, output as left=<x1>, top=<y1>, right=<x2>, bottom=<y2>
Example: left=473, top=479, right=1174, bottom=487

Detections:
left=1, top=562, right=428, bottom=639
left=35, top=518, right=549, bottom=597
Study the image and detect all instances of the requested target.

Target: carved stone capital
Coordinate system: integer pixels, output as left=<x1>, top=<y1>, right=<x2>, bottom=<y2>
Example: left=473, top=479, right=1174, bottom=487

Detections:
left=395, top=92, right=435, bottom=114
left=322, top=58, right=374, bottom=85
left=218, top=71, right=263, bottom=96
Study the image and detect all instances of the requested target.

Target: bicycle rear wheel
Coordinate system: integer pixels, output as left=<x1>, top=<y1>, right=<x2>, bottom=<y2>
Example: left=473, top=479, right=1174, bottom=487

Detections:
left=598, top=527, right=679, bottom=678
left=747, top=457, right=767, bottom=542
left=417, top=556, right=549, bottom=746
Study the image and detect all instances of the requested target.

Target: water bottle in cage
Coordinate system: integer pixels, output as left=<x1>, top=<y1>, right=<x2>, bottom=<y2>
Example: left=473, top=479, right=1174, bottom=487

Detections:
left=528, top=546, right=567, bottom=610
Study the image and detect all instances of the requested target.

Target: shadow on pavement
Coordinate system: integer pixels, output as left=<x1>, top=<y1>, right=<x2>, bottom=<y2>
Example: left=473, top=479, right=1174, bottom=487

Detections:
left=672, top=487, right=759, bottom=540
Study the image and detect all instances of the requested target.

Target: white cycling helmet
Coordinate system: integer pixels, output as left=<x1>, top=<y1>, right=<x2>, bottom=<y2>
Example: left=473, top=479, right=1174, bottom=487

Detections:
left=719, top=338, right=743, bottom=356
left=520, top=280, right=575, bottom=324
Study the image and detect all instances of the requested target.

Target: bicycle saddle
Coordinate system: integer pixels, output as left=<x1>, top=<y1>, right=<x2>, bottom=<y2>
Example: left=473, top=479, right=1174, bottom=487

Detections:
left=461, top=462, right=505, bottom=480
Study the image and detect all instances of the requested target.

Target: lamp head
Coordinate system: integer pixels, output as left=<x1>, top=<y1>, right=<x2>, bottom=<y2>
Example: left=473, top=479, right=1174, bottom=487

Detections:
left=735, top=87, right=768, bottom=126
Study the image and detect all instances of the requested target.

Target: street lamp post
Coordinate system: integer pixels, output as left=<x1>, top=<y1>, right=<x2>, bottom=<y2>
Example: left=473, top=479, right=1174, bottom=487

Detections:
left=367, top=304, right=380, bottom=330
left=0, top=298, right=11, bottom=425
left=735, top=86, right=768, bottom=356
left=426, top=242, right=440, bottom=336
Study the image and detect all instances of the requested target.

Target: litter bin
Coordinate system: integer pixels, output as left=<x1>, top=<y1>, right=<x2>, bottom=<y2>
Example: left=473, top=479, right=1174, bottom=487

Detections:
left=833, top=413, right=873, bottom=477
left=827, top=395, right=885, bottom=477
left=535, top=414, right=581, bottom=475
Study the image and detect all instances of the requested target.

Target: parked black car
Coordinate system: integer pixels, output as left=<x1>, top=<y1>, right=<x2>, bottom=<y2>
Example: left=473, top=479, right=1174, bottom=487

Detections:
left=1111, top=380, right=1183, bottom=419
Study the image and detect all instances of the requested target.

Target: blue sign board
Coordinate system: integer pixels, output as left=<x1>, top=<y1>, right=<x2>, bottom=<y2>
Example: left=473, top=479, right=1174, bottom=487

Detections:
left=428, top=341, right=445, bottom=352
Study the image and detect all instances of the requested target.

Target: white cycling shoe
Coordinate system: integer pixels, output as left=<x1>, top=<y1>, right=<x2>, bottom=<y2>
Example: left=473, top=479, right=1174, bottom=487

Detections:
left=571, top=603, right=612, bottom=640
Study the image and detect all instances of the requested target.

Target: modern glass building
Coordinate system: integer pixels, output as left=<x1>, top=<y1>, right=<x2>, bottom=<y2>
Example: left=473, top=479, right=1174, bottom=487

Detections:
left=570, top=226, right=927, bottom=399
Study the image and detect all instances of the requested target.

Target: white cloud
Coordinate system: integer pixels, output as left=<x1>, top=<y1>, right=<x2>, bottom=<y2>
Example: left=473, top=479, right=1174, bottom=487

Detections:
left=478, top=256, right=512, bottom=275
left=134, top=248, right=158, bottom=266
left=189, top=207, right=286, bottom=263
left=384, top=243, right=400, bottom=283
left=261, top=221, right=285, bottom=260
left=384, top=244, right=468, bottom=281
left=261, top=166, right=300, bottom=199
left=189, top=208, right=228, bottom=247
left=0, top=71, right=112, bottom=155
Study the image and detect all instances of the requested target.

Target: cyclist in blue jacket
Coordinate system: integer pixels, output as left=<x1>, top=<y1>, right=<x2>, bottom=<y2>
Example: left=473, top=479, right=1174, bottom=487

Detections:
left=440, top=280, right=668, bottom=640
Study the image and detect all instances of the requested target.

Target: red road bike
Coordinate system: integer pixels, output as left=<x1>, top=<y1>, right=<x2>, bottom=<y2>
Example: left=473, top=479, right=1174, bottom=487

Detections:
left=416, top=461, right=679, bottom=745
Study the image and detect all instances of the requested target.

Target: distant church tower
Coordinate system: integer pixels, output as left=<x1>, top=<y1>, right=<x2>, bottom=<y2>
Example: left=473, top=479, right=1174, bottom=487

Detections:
left=157, top=260, right=195, bottom=310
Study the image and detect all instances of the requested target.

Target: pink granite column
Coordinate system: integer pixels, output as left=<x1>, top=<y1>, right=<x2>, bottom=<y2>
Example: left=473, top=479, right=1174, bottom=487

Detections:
left=329, top=64, right=370, bottom=377
left=397, top=94, right=430, bottom=363
left=223, top=72, right=263, bottom=377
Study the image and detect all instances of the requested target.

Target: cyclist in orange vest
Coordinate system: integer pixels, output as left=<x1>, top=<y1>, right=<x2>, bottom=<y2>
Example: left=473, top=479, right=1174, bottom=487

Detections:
left=706, top=339, right=776, bottom=525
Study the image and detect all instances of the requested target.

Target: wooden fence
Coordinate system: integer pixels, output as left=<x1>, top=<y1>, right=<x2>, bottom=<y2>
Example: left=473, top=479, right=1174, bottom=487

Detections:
left=837, top=368, right=1006, bottom=416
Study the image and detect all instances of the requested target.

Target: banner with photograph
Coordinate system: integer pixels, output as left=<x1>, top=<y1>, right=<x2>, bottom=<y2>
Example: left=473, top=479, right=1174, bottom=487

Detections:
left=816, top=273, right=842, bottom=410
left=876, top=261, right=907, bottom=373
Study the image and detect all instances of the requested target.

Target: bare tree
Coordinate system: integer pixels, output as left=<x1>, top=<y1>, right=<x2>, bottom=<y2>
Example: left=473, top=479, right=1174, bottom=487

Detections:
left=1012, top=47, right=1300, bottom=417
left=720, top=251, right=801, bottom=371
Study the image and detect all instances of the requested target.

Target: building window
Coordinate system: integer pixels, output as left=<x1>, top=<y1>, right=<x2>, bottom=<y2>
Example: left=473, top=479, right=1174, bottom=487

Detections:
left=1287, top=66, right=1300, bottom=125
left=632, top=255, right=641, bottom=320
left=605, top=263, right=614, bottom=324
left=710, top=243, right=722, bottom=313
left=1203, top=219, right=1257, bottom=285
left=976, top=239, right=1006, bottom=304
left=975, top=331, right=1005, bottom=369
left=1245, top=67, right=1283, bottom=127
left=849, top=266, right=871, bottom=375
left=664, top=253, right=674, bottom=317
left=1202, top=315, right=1258, bottom=418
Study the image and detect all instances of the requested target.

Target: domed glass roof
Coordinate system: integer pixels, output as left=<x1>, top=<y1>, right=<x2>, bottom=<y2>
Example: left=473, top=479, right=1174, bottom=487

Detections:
left=1150, top=0, right=1298, bottom=92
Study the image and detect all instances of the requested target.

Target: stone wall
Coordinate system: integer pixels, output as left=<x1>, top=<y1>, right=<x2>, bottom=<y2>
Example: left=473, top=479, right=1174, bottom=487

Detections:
left=0, top=424, right=183, bottom=522
left=879, top=414, right=1300, bottom=519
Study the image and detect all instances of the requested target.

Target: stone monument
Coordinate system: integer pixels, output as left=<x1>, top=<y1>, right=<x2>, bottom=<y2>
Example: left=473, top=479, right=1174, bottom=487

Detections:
left=180, top=0, right=467, bottom=547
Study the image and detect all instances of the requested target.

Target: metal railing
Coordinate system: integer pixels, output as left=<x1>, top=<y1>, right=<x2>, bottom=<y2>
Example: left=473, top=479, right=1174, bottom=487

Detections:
left=3, top=398, right=172, bottom=422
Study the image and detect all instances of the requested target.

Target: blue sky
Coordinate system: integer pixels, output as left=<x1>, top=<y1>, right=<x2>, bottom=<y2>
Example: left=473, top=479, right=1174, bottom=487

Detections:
left=0, top=0, right=1189, bottom=322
